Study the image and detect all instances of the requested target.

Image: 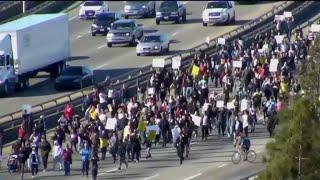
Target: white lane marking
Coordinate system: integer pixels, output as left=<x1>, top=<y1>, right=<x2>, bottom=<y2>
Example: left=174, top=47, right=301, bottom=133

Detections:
left=143, top=174, right=159, bottom=180
left=97, top=168, right=118, bottom=176
left=172, top=31, right=180, bottom=36
left=184, top=173, right=202, bottom=180
left=98, top=44, right=107, bottom=49
left=95, top=61, right=111, bottom=69
left=76, top=35, right=83, bottom=39
left=69, top=15, right=77, bottom=21
left=218, top=163, right=227, bottom=168
left=190, top=142, right=197, bottom=145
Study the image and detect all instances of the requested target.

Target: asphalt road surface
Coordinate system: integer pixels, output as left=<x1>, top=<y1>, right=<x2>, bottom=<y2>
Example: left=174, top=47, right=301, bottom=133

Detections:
left=0, top=1, right=283, bottom=117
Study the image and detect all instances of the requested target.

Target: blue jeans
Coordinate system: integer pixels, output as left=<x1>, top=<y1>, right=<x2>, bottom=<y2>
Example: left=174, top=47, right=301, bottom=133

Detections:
left=82, top=159, right=89, bottom=176
left=64, top=161, right=70, bottom=176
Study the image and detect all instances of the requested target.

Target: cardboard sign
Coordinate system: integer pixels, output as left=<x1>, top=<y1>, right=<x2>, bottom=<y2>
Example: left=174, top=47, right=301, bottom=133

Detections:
left=269, top=58, right=279, bottom=72
left=147, top=130, right=157, bottom=141
left=22, top=104, right=32, bottom=115
left=274, top=15, right=285, bottom=21
left=227, top=102, right=235, bottom=110
left=206, top=36, right=211, bottom=44
left=148, top=87, right=155, bottom=95
left=233, top=60, right=242, bottom=68
left=99, top=114, right=107, bottom=121
left=172, top=56, right=181, bottom=69
left=152, top=58, right=165, bottom=68
left=191, top=65, right=200, bottom=77
left=105, top=118, right=117, bottom=130
left=171, top=127, right=181, bottom=144
left=275, top=35, right=284, bottom=44
left=146, top=125, right=160, bottom=134
left=190, top=114, right=201, bottom=127
left=310, top=24, right=320, bottom=32
left=240, top=99, right=248, bottom=111
left=218, top=37, right=225, bottom=45
left=108, top=90, right=113, bottom=98
left=283, top=11, right=292, bottom=18
left=216, top=100, right=224, bottom=108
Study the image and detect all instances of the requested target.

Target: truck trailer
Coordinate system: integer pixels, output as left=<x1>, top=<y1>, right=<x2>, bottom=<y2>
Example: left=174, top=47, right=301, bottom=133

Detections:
left=0, top=13, right=70, bottom=96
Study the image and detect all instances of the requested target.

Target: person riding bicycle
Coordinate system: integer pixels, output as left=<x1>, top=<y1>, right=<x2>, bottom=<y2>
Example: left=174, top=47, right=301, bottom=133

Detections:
left=241, top=136, right=251, bottom=161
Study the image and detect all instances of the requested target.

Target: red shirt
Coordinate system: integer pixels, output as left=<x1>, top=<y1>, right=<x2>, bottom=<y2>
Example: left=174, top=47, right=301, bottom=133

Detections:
left=18, top=127, right=27, bottom=139
left=64, top=105, right=74, bottom=120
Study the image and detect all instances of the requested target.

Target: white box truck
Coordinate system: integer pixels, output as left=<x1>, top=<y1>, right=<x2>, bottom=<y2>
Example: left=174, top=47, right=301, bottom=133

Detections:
left=0, top=13, right=70, bottom=96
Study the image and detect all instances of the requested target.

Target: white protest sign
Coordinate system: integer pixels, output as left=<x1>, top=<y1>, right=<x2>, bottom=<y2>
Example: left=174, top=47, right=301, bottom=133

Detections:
left=108, top=89, right=113, bottom=98
left=148, top=87, right=155, bottom=95
left=206, top=36, right=211, bottom=44
left=105, top=118, right=117, bottom=130
left=258, top=49, right=264, bottom=54
left=152, top=58, right=165, bottom=68
left=171, top=127, right=181, bottom=144
left=216, top=100, right=224, bottom=108
left=240, top=99, right=248, bottom=111
left=283, top=11, right=292, bottom=18
left=22, top=104, right=32, bottom=115
left=274, top=15, right=285, bottom=21
left=218, top=38, right=226, bottom=45
left=99, top=114, right=107, bottom=121
left=275, top=35, right=284, bottom=44
left=227, top=102, right=235, bottom=110
left=146, top=125, right=160, bottom=134
left=269, top=58, right=279, bottom=72
left=190, top=114, right=201, bottom=127
left=233, top=60, right=242, bottom=68
left=172, top=56, right=181, bottom=69
left=310, top=24, right=320, bottom=32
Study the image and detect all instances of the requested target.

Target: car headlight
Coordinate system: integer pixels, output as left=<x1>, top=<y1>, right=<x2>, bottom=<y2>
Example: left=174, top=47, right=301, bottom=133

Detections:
left=107, top=33, right=114, bottom=37
left=142, top=5, right=146, bottom=9
left=154, top=45, right=159, bottom=49
left=156, top=12, right=162, bottom=16
left=222, top=11, right=228, bottom=16
left=125, top=33, right=130, bottom=36
left=73, top=79, right=80, bottom=83
left=92, top=24, right=98, bottom=28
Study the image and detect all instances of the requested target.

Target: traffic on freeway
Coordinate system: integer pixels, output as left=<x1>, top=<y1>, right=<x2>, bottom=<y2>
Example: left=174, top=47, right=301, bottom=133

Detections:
left=0, top=1, right=283, bottom=116
left=0, top=4, right=312, bottom=179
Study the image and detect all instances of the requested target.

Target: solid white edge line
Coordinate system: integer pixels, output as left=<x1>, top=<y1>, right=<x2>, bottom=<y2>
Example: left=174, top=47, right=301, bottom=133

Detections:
left=98, top=44, right=106, bottom=49
left=218, top=163, right=227, bottom=168
left=97, top=168, right=118, bottom=176
left=184, top=173, right=202, bottom=180
left=142, top=174, right=159, bottom=180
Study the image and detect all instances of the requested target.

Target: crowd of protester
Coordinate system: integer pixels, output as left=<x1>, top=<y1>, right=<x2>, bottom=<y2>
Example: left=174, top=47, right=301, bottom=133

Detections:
left=3, top=14, right=317, bottom=179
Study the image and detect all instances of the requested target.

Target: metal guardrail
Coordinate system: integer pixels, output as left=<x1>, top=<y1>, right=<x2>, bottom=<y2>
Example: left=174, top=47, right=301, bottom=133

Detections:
left=0, top=1, right=20, bottom=12
left=1, top=1, right=312, bottom=145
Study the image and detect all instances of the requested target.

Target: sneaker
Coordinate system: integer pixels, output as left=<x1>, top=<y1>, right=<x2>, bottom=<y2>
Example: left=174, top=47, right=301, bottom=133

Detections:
left=32, top=176, right=34, bottom=179
left=135, top=160, right=139, bottom=163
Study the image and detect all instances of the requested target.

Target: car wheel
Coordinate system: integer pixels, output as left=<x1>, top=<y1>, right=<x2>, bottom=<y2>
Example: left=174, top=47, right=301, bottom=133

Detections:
left=232, top=12, right=236, bottom=23
left=125, top=15, right=129, bottom=19
left=107, top=43, right=112, bottom=47
left=137, top=53, right=140, bottom=56
left=226, top=15, right=230, bottom=25
left=3, top=81, right=11, bottom=96
left=203, top=22, right=207, bottom=26
left=182, top=11, right=187, bottom=22
left=92, top=32, right=96, bottom=36
left=152, top=5, right=156, bottom=17
left=130, top=36, right=136, bottom=46
left=156, top=19, right=160, bottom=25
left=166, top=44, right=170, bottom=53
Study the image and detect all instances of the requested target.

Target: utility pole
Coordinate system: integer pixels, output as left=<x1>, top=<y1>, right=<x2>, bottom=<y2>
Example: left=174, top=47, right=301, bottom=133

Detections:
left=22, top=1, right=27, bottom=14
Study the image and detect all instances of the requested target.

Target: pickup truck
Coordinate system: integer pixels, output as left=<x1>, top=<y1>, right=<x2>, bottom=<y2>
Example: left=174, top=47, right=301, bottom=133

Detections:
left=156, top=1, right=187, bottom=25
left=106, top=19, right=143, bottom=47
left=202, top=1, right=235, bottom=26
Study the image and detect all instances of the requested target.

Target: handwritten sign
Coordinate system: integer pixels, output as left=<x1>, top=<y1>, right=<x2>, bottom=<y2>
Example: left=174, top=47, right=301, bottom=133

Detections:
left=105, top=118, right=117, bottom=130
left=218, top=38, right=225, bottom=45
left=269, top=58, right=279, bottom=72
left=172, top=56, right=181, bottom=69
left=191, top=65, right=200, bottom=77
left=227, top=102, right=235, bottom=110
left=233, top=60, right=242, bottom=68
left=152, top=58, right=165, bottom=68
left=123, top=125, right=130, bottom=141
left=275, top=35, right=284, bottom=44
left=240, top=99, right=248, bottom=111
left=310, top=24, right=320, bottom=32
left=216, top=100, right=224, bottom=108
left=146, top=125, right=160, bottom=134
left=274, top=15, right=285, bottom=21
left=258, top=49, right=264, bottom=54
left=190, top=115, right=201, bottom=127
left=283, top=11, right=292, bottom=18
left=148, top=87, right=155, bottom=95
left=108, top=89, right=113, bottom=98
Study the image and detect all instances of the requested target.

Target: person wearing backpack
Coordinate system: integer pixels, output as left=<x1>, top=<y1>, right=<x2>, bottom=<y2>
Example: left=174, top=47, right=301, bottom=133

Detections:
left=28, top=146, right=40, bottom=179
left=63, top=144, right=73, bottom=176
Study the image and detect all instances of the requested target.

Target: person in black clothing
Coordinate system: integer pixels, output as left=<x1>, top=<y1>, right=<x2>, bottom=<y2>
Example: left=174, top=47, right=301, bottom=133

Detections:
left=130, top=132, right=141, bottom=163
left=18, top=145, right=28, bottom=179
left=159, top=113, right=170, bottom=147
left=40, top=136, right=51, bottom=172
left=91, top=156, right=99, bottom=180
left=117, top=140, right=128, bottom=170
left=176, top=129, right=189, bottom=165
left=217, top=108, right=227, bottom=137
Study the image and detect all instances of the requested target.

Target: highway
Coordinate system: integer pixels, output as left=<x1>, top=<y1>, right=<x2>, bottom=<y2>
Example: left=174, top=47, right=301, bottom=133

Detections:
left=0, top=1, right=283, bottom=116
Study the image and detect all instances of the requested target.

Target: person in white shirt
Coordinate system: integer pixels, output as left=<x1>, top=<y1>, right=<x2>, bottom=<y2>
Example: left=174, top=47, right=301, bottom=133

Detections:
left=242, top=110, right=249, bottom=137
left=52, top=140, right=63, bottom=171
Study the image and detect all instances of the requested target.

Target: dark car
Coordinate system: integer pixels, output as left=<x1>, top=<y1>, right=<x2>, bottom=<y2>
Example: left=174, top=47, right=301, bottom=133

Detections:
left=156, top=1, right=187, bottom=25
left=91, top=12, right=123, bottom=36
left=54, top=66, right=94, bottom=90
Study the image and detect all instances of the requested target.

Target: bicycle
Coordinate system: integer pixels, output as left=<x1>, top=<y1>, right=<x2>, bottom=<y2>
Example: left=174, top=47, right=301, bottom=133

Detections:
left=231, top=147, right=256, bottom=164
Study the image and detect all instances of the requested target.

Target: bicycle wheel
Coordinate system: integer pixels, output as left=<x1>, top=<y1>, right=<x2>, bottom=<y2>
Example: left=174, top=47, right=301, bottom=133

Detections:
left=231, top=151, right=242, bottom=164
left=247, top=150, right=257, bottom=163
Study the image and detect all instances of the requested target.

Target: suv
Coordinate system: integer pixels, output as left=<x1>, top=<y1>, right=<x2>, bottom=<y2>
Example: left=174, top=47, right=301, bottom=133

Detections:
left=202, top=1, right=235, bottom=26
left=156, top=1, right=187, bottom=25
left=91, top=12, right=123, bottom=36
left=106, top=19, right=143, bottom=47
left=124, top=1, right=156, bottom=19
left=79, top=1, right=109, bottom=19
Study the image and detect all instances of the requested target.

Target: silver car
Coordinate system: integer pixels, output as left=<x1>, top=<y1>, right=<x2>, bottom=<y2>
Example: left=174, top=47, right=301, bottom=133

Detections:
left=136, top=33, right=170, bottom=56
left=124, top=1, right=156, bottom=18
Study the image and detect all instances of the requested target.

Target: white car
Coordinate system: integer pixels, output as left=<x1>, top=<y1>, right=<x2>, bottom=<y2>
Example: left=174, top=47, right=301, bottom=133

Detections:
left=136, top=33, right=170, bottom=56
left=79, top=1, right=109, bottom=19
left=202, top=1, right=235, bottom=26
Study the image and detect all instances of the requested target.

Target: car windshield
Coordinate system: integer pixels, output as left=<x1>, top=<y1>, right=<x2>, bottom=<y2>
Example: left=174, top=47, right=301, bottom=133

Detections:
left=159, top=1, right=178, bottom=12
left=96, top=13, right=115, bottom=21
left=84, top=1, right=103, bottom=6
left=112, top=22, right=133, bottom=30
left=61, top=67, right=83, bottom=76
left=0, top=55, right=5, bottom=66
left=207, top=1, right=228, bottom=9
left=126, top=1, right=148, bottom=6
left=141, top=35, right=161, bottom=43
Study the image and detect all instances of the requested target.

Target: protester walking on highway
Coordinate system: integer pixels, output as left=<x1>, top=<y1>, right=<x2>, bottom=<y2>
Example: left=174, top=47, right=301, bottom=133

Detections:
left=28, top=146, right=40, bottom=179
left=18, top=145, right=28, bottom=179
left=40, top=136, right=51, bottom=173
left=91, top=155, right=99, bottom=180
left=109, top=132, right=118, bottom=163
left=80, top=143, right=91, bottom=177
left=52, top=140, right=63, bottom=171
left=117, top=140, right=128, bottom=170
left=130, top=131, right=141, bottom=163
left=63, top=143, right=73, bottom=176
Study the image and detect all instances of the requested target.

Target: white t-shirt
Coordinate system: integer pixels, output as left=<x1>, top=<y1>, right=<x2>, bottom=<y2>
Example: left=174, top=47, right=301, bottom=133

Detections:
left=242, top=114, right=249, bottom=128
left=99, top=92, right=107, bottom=104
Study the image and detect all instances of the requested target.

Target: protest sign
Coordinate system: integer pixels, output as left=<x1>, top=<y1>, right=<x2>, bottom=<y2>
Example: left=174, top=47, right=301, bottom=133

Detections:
left=108, top=89, right=113, bottom=98
left=105, top=118, right=117, bottom=130
left=146, top=125, right=160, bottom=134
left=274, top=15, right=285, bottom=21
left=227, top=102, right=235, bottom=110
left=148, top=87, right=155, bottom=95
left=283, top=11, right=292, bottom=18
left=22, top=104, right=32, bottom=115
left=310, top=24, right=320, bottom=32
left=190, top=114, right=201, bottom=127
left=147, top=130, right=157, bottom=141
left=123, top=125, right=130, bottom=141
left=269, top=58, right=279, bottom=72
left=258, top=49, right=264, bottom=54
left=233, top=60, right=242, bottom=68
left=137, top=121, right=147, bottom=132
left=152, top=58, right=165, bottom=68
left=172, top=56, right=181, bottom=69
left=191, top=65, right=200, bottom=77
left=275, top=35, right=284, bottom=44
left=171, top=127, right=180, bottom=144
left=218, top=37, right=225, bottom=45
left=216, top=100, right=224, bottom=108
left=240, top=99, right=248, bottom=111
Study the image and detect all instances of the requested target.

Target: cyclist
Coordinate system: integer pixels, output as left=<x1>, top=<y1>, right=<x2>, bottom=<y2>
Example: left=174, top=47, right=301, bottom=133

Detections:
left=241, top=136, right=251, bottom=161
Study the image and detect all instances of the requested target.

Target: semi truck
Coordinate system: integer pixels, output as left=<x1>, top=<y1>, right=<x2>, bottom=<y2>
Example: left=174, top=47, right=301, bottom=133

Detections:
left=0, top=13, right=70, bottom=96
